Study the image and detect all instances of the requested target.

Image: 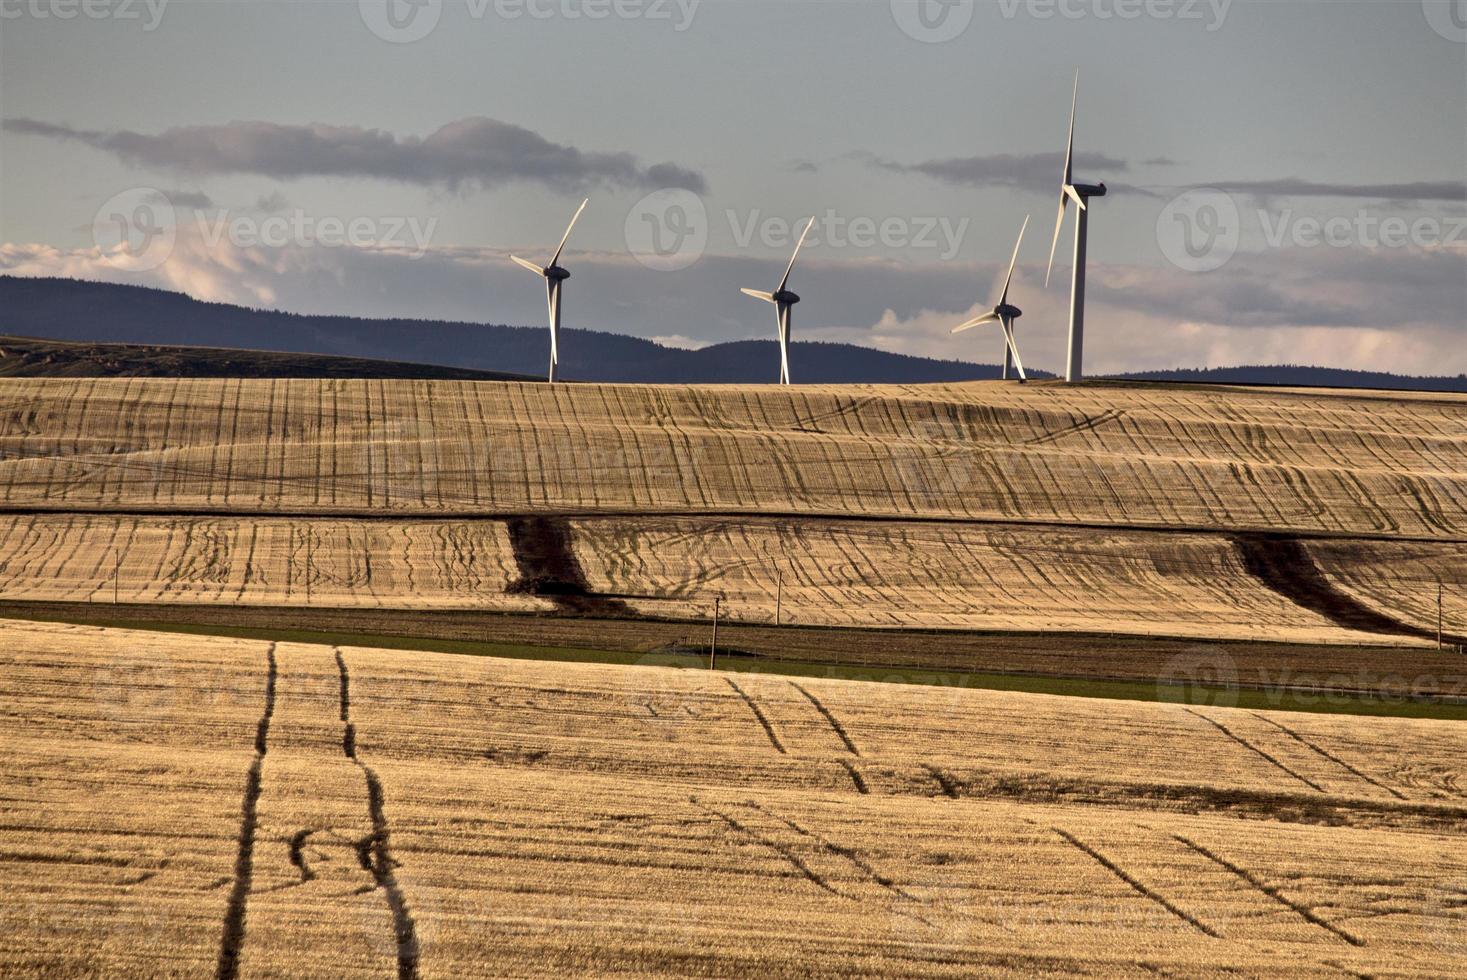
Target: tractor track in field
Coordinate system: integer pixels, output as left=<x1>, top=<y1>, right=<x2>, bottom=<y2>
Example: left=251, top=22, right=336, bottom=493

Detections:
left=1174, top=835, right=1365, bottom=947
left=215, top=642, right=276, bottom=980
left=790, top=682, right=860, bottom=756
left=838, top=760, right=870, bottom=795
left=335, top=648, right=421, bottom=980
left=723, top=677, right=786, bottom=754
left=1185, top=709, right=1326, bottom=794
left=1248, top=713, right=1407, bottom=801
left=922, top=764, right=961, bottom=800
left=1054, top=828, right=1220, bottom=938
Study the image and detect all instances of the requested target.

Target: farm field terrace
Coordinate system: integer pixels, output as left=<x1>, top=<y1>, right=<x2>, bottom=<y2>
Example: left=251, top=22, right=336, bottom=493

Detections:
left=0, top=378, right=1462, bottom=649
left=1, top=619, right=1465, bottom=978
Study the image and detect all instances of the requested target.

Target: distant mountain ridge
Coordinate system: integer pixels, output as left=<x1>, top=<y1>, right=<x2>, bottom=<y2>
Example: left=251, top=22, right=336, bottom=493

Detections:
left=2, top=276, right=1462, bottom=391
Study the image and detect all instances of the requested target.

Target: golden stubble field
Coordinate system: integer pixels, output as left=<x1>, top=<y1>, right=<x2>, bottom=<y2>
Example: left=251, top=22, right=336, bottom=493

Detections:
left=2, top=619, right=1465, bottom=978
left=0, top=378, right=1462, bottom=644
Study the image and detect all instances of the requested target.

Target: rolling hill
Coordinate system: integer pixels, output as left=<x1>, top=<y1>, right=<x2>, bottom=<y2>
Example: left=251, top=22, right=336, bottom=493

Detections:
left=5, top=275, right=1465, bottom=390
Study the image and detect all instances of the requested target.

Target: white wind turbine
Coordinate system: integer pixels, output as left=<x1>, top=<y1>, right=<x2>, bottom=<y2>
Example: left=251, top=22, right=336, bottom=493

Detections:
left=1045, top=71, right=1107, bottom=383
left=511, top=198, right=589, bottom=384
left=952, top=215, right=1030, bottom=382
left=740, top=216, right=815, bottom=385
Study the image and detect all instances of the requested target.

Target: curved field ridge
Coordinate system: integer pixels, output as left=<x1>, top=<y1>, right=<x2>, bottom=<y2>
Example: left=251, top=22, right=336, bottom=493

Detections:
left=0, top=379, right=1463, bottom=537
left=1, top=619, right=1465, bottom=977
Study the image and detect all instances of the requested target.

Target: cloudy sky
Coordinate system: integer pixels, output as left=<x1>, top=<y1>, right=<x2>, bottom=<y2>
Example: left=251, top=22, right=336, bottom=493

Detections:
left=1, top=0, right=1464, bottom=375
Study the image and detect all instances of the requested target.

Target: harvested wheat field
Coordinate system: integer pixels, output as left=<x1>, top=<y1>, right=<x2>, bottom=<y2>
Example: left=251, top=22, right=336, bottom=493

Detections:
left=0, top=378, right=1462, bottom=646
left=1, top=618, right=1465, bottom=978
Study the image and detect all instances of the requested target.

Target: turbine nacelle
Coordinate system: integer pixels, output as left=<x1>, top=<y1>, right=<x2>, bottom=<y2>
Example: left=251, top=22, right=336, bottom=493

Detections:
left=949, top=214, right=1030, bottom=383
left=740, top=215, right=815, bottom=386
left=509, top=198, right=589, bottom=384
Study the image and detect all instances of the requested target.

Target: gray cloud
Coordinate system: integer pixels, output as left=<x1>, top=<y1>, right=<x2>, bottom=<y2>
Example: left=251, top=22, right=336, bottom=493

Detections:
left=1211, top=178, right=1467, bottom=204
left=157, top=189, right=214, bottom=210
left=862, top=150, right=1158, bottom=196
left=3, top=116, right=707, bottom=194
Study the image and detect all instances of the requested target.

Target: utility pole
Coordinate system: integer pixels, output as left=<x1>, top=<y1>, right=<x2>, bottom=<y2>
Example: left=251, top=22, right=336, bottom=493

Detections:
left=775, top=571, right=783, bottom=627
left=710, top=596, right=720, bottom=671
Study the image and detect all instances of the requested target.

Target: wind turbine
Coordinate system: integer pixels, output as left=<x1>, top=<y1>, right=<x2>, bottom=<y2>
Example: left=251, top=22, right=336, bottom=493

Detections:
left=952, top=215, right=1030, bottom=382
left=511, top=198, right=589, bottom=384
left=1045, top=71, right=1107, bottom=383
left=741, top=216, right=815, bottom=385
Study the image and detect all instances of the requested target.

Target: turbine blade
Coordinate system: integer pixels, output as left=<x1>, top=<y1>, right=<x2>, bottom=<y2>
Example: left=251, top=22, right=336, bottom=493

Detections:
left=778, top=303, right=792, bottom=385
left=1004, top=318, right=1027, bottom=381
left=1065, top=185, right=1088, bottom=210
left=1064, top=69, right=1078, bottom=188
left=777, top=216, right=816, bottom=293
left=741, top=288, right=777, bottom=303
left=512, top=255, right=547, bottom=276
left=547, top=279, right=561, bottom=367
left=1045, top=194, right=1069, bottom=287
left=998, top=214, right=1030, bottom=306
left=951, top=310, right=1001, bottom=334
left=549, top=198, right=589, bottom=268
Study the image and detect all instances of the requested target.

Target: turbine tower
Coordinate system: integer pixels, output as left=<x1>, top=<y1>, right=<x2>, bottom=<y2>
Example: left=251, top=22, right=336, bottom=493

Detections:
left=1045, top=71, right=1106, bottom=383
left=741, top=216, right=815, bottom=385
left=511, top=198, right=589, bottom=384
left=952, top=215, right=1030, bottom=382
